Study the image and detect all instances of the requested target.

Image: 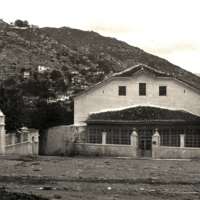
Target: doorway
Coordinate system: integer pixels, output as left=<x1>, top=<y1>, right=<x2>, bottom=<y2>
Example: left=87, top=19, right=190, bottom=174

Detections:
left=137, top=129, right=153, bottom=157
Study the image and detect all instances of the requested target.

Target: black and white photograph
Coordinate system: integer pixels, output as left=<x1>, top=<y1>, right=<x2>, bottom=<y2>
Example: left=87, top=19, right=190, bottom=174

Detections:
left=0, top=0, right=200, bottom=199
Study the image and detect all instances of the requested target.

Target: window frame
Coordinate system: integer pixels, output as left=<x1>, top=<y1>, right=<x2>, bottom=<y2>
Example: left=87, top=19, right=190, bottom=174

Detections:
left=118, top=86, right=126, bottom=96
left=139, top=83, right=146, bottom=96
left=159, top=86, right=167, bottom=96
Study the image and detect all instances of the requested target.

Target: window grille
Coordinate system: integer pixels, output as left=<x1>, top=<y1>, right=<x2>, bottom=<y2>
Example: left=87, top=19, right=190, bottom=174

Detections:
left=139, top=83, right=146, bottom=96
left=185, top=129, right=200, bottom=148
left=88, top=129, right=102, bottom=144
left=171, top=129, right=181, bottom=147
left=121, top=129, right=131, bottom=145
left=89, top=128, right=131, bottom=145
left=106, top=129, right=113, bottom=144
left=113, top=129, right=120, bottom=144
left=160, top=129, right=180, bottom=147
left=161, top=129, right=170, bottom=146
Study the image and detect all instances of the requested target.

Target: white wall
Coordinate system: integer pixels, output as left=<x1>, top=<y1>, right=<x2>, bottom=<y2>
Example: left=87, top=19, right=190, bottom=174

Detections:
left=74, top=72, right=200, bottom=124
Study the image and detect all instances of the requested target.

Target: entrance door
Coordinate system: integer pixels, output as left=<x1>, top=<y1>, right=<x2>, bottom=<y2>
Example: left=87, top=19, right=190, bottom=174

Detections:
left=137, top=129, right=153, bottom=157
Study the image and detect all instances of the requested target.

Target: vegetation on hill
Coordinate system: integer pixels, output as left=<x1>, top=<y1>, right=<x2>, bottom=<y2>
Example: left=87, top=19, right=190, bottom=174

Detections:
left=0, top=18, right=199, bottom=93
left=43, top=27, right=200, bottom=90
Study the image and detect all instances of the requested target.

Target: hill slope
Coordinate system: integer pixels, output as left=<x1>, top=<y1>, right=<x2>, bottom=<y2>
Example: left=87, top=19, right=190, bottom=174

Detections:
left=0, top=19, right=200, bottom=92
left=42, top=27, right=200, bottom=90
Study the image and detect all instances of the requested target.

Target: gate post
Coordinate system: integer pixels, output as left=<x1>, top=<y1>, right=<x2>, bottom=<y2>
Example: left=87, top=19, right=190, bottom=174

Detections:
left=0, top=110, right=5, bottom=155
left=152, top=128, right=160, bottom=158
left=131, top=128, right=138, bottom=157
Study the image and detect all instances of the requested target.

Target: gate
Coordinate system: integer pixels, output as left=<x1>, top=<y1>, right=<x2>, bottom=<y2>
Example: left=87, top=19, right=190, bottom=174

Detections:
left=137, top=129, right=153, bottom=157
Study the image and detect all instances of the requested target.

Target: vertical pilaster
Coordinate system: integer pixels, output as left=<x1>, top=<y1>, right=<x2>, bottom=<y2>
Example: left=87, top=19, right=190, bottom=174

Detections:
left=131, top=128, right=138, bottom=157
left=180, top=134, right=185, bottom=148
left=33, top=131, right=39, bottom=155
left=102, top=132, right=107, bottom=145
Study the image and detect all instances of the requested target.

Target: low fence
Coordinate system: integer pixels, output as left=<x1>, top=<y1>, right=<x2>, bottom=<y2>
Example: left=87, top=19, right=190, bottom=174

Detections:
left=74, top=143, right=134, bottom=157
left=153, top=146, right=200, bottom=159
left=4, top=129, right=39, bottom=156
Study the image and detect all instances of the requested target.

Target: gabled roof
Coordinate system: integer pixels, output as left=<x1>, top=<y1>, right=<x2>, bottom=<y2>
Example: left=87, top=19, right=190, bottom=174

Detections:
left=73, top=63, right=200, bottom=99
left=86, top=106, right=200, bottom=124
left=113, top=64, right=171, bottom=78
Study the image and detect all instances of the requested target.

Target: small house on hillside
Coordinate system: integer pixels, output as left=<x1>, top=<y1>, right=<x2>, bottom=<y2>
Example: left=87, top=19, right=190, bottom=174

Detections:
left=72, top=63, right=200, bottom=159
left=38, top=66, right=49, bottom=72
left=70, top=70, right=79, bottom=75
left=56, top=92, right=69, bottom=101
left=23, top=71, right=30, bottom=79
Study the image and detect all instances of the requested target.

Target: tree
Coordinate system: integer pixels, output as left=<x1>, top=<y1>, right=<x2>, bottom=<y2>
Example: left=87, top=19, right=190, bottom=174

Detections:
left=0, top=87, right=25, bottom=133
left=80, top=68, right=88, bottom=76
left=14, top=19, right=29, bottom=27
left=33, top=71, right=38, bottom=80
left=14, top=20, right=24, bottom=27
left=21, top=68, right=25, bottom=73
left=50, top=70, right=62, bottom=80
left=97, top=60, right=111, bottom=73
left=3, top=77, right=16, bottom=87
left=23, top=20, right=29, bottom=27
left=29, top=100, right=74, bottom=132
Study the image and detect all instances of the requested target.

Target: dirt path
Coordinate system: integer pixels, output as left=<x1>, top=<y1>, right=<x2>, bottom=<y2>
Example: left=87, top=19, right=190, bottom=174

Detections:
left=0, top=155, right=200, bottom=199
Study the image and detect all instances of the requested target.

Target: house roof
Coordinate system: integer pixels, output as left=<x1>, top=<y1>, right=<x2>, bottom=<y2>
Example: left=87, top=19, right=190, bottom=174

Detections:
left=86, top=106, right=200, bottom=124
left=73, top=63, right=200, bottom=98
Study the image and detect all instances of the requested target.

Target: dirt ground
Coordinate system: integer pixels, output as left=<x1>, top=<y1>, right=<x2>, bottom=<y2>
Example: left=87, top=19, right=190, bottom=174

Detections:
left=0, top=155, right=200, bottom=200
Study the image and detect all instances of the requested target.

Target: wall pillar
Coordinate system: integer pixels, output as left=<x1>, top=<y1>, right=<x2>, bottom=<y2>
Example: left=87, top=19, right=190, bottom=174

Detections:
left=0, top=110, right=5, bottom=155
left=33, top=134, right=39, bottom=155
left=20, top=132, right=23, bottom=143
left=11, top=133, right=16, bottom=145
left=102, top=132, right=107, bottom=145
left=131, top=128, right=138, bottom=157
left=180, top=134, right=185, bottom=148
left=28, top=132, right=33, bottom=155
left=152, top=128, right=160, bottom=158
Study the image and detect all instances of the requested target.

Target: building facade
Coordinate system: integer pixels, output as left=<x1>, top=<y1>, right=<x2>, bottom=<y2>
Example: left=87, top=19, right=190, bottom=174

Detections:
left=72, top=64, right=200, bottom=158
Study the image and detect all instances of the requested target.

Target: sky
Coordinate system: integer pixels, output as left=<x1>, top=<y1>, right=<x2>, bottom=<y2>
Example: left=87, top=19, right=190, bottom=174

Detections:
left=1, top=0, right=200, bottom=73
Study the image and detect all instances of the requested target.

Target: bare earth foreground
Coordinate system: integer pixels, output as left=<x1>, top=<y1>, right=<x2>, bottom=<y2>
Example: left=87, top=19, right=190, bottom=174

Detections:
left=0, top=155, right=200, bottom=200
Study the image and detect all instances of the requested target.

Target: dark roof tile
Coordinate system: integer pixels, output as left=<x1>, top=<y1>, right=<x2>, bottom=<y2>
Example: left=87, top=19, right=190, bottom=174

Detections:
left=86, top=106, right=200, bottom=123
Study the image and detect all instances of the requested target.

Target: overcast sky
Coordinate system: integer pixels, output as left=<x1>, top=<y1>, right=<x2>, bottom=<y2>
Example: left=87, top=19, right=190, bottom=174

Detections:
left=1, top=0, right=200, bottom=73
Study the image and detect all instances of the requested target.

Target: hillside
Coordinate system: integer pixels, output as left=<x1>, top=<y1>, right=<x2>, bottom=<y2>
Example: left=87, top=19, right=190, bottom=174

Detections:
left=43, top=27, right=200, bottom=90
left=0, top=19, right=200, bottom=94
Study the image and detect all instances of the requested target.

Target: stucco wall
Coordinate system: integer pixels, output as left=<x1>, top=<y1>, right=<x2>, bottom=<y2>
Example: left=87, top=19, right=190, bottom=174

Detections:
left=74, top=73, right=200, bottom=124
left=39, top=125, right=74, bottom=156
left=74, top=143, right=135, bottom=157
left=4, top=129, right=39, bottom=156
left=153, top=146, right=200, bottom=159
left=5, top=142, right=31, bottom=155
